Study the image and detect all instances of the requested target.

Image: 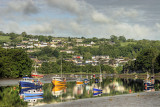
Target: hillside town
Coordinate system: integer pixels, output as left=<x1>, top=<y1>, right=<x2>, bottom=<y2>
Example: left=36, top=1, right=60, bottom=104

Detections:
left=1, top=36, right=133, bottom=69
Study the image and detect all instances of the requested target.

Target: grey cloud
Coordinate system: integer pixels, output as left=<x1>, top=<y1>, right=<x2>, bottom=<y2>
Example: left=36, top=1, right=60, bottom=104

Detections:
left=23, top=1, right=39, bottom=15
left=0, top=0, right=160, bottom=40
left=46, top=0, right=83, bottom=15
left=6, top=0, right=39, bottom=15
left=45, top=0, right=116, bottom=24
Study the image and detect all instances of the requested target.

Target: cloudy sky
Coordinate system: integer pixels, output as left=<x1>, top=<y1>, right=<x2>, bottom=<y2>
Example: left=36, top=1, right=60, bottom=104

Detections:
left=0, top=0, right=160, bottom=40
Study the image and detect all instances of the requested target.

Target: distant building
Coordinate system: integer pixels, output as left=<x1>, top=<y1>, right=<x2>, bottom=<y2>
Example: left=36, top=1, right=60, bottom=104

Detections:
left=90, top=41, right=95, bottom=45
left=16, top=44, right=26, bottom=48
left=26, top=45, right=34, bottom=49
left=34, top=43, right=39, bottom=47
left=92, top=55, right=109, bottom=60
left=73, top=56, right=83, bottom=60
left=50, top=44, right=57, bottom=48
left=76, top=39, right=83, bottom=43
left=60, top=50, right=75, bottom=54
left=39, top=42, right=48, bottom=47
left=84, top=44, right=92, bottom=47
left=22, top=40, right=29, bottom=43
left=29, top=38, right=38, bottom=42
left=76, top=44, right=84, bottom=46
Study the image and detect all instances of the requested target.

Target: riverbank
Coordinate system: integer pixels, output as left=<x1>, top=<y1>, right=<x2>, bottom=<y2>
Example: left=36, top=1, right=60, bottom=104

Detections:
left=1, top=73, right=160, bottom=86
left=36, top=91, right=160, bottom=107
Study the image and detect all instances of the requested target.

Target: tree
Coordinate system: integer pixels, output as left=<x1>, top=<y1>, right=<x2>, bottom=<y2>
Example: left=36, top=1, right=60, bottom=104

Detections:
left=0, top=31, right=4, bottom=35
left=136, top=48, right=158, bottom=73
left=154, top=53, right=160, bottom=73
left=0, top=48, right=33, bottom=78
left=119, top=36, right=126, bottom=42
left=110, top=35, right=118, bottom=42
left=21, top=32, right=27, bottom=37
left=83, top=52, right=92, bottom=60
left=41, top=46, right=53, bottom=57
left=53, top=49, right=59, bottom=58
left=68, top=37, right=71, bottom=41
left=48, top=36, right=52, bottom=42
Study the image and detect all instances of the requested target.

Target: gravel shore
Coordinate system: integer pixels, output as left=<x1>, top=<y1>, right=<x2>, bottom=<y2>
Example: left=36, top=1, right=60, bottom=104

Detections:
left=36, top=91, right=160, bottom=107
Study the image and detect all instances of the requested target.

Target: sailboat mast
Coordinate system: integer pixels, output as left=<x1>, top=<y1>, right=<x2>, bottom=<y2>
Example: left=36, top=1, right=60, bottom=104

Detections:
left=35, top=56, right=37, bottom=73
left=61, top=57, right=62, bottom=78
left=35, top=62, right=36, bottom=73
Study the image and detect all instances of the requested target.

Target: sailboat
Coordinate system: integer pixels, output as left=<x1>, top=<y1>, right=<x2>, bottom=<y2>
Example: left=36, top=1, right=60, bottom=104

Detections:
left=52, top=57, right=66, bottom=86
left=31, top=57, right=43, bottom=78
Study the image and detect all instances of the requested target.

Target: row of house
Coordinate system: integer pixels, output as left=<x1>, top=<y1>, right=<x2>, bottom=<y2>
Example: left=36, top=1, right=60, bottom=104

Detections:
left=63, top=55, right=130, bottom=67
left=76, top=41, right=96, bottom=47
left=2, top=38, right=97, bottom=49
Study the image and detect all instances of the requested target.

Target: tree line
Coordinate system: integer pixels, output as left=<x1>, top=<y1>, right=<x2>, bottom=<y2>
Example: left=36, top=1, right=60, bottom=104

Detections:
left=0, top=47, right=32, bottom=78
left=123, top=48, right=160, bottom=74
left=38, top=60, right=114, bottom=74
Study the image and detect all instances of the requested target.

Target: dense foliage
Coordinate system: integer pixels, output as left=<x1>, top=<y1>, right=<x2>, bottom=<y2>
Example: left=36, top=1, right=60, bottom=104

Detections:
left=123, top=48, right=160, bottom=74
left=0, top=47, right=32, bottom=78
left=0, top=86, right=27, bottom=107
left=38, top=60, right=114, bottom=74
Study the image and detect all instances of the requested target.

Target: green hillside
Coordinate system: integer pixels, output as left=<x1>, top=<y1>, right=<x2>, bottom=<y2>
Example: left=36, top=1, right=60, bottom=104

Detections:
left=0, top=36, right=11, bottom=42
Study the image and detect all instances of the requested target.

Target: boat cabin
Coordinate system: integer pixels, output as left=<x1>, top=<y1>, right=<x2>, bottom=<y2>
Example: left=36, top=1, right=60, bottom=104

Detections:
left=52, top=77, right=66, bottom=81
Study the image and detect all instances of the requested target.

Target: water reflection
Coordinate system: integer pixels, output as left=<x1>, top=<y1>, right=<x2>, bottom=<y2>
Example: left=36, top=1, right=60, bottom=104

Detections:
left=74, top=84, right=85, bottom=95
left=52, top=86, right=66, bottom=97
left=19, top=87, right=44, bottom=106
left=0, top=77, right=160, bottom=106
left=143, top=77, right=155, bottom=92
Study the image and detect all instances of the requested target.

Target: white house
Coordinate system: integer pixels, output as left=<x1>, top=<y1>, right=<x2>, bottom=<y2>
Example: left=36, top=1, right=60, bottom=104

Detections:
left=34, top=43, right=39, bottom=47
left=76, top=39, right=83, bottom=43
left=29, top=38, right=38, bottom=42
left=50, top=44, right=57, bottom=48
left=66, top=50, right=75, bottom=54
left=39, top=43, right=48, bottom=47
left=26, top=45, right=34, bottom=49
left=90, top=41, right=95, bottom=45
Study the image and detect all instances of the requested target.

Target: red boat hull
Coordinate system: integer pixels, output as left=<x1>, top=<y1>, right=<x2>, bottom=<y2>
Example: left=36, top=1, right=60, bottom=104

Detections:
left=31, top=74, right=43, bottom=78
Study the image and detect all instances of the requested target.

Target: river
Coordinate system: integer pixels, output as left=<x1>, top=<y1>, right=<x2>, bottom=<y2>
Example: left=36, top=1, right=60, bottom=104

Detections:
left=0, top=75, right=160, bottom=106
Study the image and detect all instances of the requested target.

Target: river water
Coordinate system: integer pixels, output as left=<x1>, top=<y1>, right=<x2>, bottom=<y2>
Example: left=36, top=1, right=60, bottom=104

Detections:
left=0, top=76, right=160, bottom=106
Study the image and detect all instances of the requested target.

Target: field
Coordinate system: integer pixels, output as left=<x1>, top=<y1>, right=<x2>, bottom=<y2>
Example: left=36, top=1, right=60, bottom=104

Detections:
left=120, top=42, right=136, bottom=46
left=0, top=36, right=11, bottom=42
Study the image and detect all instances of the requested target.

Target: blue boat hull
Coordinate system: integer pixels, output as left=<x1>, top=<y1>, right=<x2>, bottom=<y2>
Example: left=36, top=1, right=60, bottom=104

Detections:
left=93, top=92, right=102, bottom=96
left=20, top=88, right=35, bottom=94
left=24, top=93, right=43, bottom=97
left=24, top=96, right=43, bottom=100
left=20, top=81, right=42, bottom=88
left=93, top=88, right=102, bottom=91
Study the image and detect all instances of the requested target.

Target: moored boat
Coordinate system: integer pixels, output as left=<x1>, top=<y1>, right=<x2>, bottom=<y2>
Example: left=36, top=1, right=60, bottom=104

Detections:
left=52, top=77, right=66, bottom=86
left=19, top=77, right=42, bottom=88
left=31, top=73, right=43, bottom=78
